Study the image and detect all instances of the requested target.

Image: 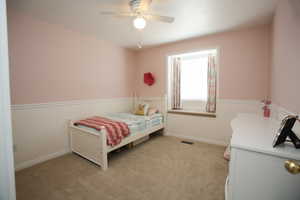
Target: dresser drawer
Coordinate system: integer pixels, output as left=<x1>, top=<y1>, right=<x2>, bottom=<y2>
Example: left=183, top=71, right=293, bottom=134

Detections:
left=229, top=148, right=300, bottom=200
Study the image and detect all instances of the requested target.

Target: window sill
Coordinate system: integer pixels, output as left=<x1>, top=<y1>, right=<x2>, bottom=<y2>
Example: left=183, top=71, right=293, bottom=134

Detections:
left=167, top=109, right=216, bottom=118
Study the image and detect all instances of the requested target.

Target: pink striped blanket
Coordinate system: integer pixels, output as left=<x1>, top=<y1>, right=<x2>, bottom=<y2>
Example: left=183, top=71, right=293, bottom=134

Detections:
left=74, top=116, right=130, bottom=147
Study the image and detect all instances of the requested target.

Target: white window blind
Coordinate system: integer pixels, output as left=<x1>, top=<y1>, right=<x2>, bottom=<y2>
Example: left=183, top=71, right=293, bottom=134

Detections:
left=180, top=56, right=208, bottom=101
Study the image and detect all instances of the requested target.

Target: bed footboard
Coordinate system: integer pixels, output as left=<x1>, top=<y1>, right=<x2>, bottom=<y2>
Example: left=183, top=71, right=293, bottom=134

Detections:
left=69, top=121, right=108, bottom=170
left=69, top=120, right=164, bottom=170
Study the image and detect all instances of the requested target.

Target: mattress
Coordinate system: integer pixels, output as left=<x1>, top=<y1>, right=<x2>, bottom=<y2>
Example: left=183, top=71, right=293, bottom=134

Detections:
left=75, top=113, right=163, bottom=135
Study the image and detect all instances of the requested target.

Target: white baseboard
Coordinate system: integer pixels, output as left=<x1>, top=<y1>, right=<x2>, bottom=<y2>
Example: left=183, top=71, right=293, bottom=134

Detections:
left=15, top=149, right=70, bottom=171
left=165, top=132, right=228, bottom=146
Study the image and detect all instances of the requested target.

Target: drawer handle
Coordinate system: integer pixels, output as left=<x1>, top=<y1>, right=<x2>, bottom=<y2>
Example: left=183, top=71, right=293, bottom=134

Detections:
left=285, top=160, right=300, bottom=174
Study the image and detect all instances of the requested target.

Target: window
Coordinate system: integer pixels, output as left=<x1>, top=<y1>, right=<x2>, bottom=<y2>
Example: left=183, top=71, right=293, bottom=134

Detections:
left=181, top=55, right=208, bottom=101
left=167, top=49, right=217, bottom=114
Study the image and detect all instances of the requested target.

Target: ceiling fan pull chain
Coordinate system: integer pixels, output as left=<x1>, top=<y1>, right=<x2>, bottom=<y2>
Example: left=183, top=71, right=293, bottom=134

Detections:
left=137, top=29, right=143, bottom=48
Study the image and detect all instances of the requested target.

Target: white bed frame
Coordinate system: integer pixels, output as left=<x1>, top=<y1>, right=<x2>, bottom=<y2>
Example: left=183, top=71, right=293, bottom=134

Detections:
left=69, top=96, right=166, bottom=170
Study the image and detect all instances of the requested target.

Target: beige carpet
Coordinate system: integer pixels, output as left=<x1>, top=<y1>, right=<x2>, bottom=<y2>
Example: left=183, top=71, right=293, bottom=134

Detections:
left=16, top=135, right=228, bottom=200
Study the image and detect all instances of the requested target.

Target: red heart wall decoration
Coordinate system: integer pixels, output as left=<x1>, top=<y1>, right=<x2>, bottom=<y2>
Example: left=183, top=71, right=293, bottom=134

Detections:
left=144, top=72, right=155, bottom=86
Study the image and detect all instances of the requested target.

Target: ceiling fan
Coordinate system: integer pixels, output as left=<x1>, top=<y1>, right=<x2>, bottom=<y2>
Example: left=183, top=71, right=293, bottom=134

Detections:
left=100, top=0, right=175, bottom=30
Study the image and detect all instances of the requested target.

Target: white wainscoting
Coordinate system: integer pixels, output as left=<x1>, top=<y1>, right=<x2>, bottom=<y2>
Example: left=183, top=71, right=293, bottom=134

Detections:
left=12, top=98, right=133, bottom=171
left=12, top=97, right=265, bottom=170
left=165, top=99, right=263, bottom=146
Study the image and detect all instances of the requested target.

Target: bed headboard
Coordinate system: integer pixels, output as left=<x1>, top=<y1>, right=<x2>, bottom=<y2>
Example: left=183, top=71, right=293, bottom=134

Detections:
left=134, top=95, right=167, bottom=116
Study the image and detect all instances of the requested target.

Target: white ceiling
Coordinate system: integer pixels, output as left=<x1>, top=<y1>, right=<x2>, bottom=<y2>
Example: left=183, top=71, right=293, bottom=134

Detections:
left=8, top=0, right=278, bottom=49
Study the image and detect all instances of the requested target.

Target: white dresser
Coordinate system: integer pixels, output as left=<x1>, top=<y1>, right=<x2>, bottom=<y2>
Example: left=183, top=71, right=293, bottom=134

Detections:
left=226, top=114, right=300, bottom=200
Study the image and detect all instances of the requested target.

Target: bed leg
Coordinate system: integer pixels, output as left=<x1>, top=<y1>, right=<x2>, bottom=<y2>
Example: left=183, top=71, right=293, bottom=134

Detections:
left=100, top=127, right=108, bottom=170
left=101, top=152, right=108, bottom=170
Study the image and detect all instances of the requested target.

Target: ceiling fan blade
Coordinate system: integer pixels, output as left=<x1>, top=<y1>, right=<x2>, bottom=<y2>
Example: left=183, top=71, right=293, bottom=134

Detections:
left=100, top=11, right=136, bottom=17
left=144, top=14, right=175, bottom=23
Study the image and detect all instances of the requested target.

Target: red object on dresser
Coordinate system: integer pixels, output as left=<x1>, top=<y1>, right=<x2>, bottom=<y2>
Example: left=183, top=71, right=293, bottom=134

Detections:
left=144, top=72, right=155, bottom=86
left=261, top=100, right=271, bottom=118
left=263, top=107, right=271, bottom=118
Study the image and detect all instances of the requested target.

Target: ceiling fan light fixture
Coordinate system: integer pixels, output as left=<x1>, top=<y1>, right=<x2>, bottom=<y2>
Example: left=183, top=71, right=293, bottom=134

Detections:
left=133, top=17, right=146, bottom=29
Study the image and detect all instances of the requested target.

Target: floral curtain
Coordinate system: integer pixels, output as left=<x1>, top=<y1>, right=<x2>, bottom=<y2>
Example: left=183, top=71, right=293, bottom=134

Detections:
left=206, top=54, right=217, bottom=113
left=171, top=57, right=182, bottom=110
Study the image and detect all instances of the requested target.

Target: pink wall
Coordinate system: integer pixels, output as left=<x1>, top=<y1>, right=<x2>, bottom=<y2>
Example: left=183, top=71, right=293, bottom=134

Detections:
left=8, top=9, right=273, bottom=104
left=271, top=0, right=300, bottom=113
left=8, top=11, right=137, bottom=105
left=136, top=25, right=271, bottom=100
